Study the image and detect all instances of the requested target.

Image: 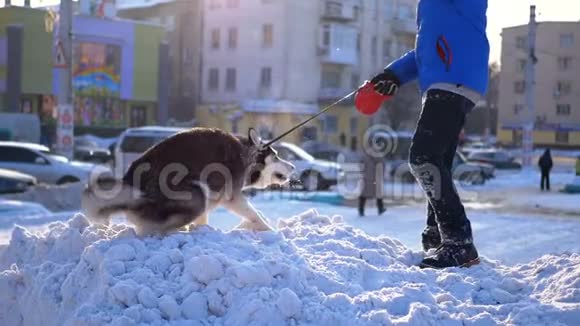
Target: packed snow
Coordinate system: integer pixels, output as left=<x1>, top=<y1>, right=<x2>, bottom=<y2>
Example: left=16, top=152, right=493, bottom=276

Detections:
left=1, top=210, right=578, bottom=326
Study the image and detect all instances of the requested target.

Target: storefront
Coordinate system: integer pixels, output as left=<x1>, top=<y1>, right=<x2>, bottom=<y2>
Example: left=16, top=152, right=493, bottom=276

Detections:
left=0, top=6, right=165, bottom=143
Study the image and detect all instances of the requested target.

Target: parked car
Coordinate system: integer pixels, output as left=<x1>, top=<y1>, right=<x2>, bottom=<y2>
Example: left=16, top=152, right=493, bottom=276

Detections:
left=74, top=137, right=112, bottom=164
left=390, top=151, right=495, bottom=185
left=467, top=150, right=522, bottom=170
left=0, top=141, right=107, bottom=185
left=113, top=126, right=187, bottom=177
left=0, top=168, right=37, bottom=194
left=272, top=142, right=343, bottom=191
left=461, top=141, right=496, bottom=157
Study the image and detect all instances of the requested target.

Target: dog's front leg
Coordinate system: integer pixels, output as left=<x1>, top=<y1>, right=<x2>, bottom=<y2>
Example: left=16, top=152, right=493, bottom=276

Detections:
left=222, top=196, right=273, bottom=231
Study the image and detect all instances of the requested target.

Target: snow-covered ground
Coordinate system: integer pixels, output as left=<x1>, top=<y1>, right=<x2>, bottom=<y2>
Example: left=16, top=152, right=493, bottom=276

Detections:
left=0, top=166, right=578, bottom=325
left=1, top=211, right=578, bottom=326
left=1, top=182, right=83, bottom=212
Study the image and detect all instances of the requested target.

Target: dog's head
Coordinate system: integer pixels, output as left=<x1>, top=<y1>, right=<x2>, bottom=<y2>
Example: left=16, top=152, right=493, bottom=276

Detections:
left=242, top=128, right=295, bottom=189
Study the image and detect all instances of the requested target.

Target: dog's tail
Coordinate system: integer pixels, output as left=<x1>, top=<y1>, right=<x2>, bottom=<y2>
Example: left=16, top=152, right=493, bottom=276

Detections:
left=81, top=178, right=140, bottom=224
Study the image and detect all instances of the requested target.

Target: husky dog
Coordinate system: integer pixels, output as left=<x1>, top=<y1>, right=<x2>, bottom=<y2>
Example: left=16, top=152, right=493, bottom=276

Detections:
left=81, top=127, right=295, bottom=235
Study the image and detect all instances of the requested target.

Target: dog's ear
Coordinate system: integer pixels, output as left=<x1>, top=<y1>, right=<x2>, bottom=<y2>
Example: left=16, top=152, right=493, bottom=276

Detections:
left=248, top=128, right=262, bottom=147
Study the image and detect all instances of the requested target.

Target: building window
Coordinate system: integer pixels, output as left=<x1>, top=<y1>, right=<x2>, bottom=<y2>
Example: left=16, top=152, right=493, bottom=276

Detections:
left=130, top=106, right=147, bottom=127
left=351, top=73, right=360, bottom=89
left=397, top=4, right=412, bottom=19
left=517, top=59, right=526, bottom=72
left=325, top=1, right=342, bottom=16
left=560, top=33, right=574, bottom=48
left=321, top=69, right=341, bottom=88
left=324, top=116, right=338, bottom=133
left=558, top=57, right=572, bottom=71
left=322, top=24, right=331, bottom=47
left=371, top=36, right=378, bottom=58
left=262, top=24, right=273, bottom=48
left=556, top=104, right=571, bottom=116
left=226, top=0, right=239, bottom=8
left=211, top=28, right=220, bottom=49
left=225, top=68, right=236, bottom=91
left=516, top=36, right=526, bottom=49
left=208, top=68, right=219, bottom=90
left=556, top=131, right=569, bottom=144
left=556, top=81, right=572, bottom=96
left=228, top=27, right=238, bottom=49
left=349, top=117, right=358, bottom=134
left=260, top=67, right=272, bottom=88
left=514, top=81, right=526, bottom=94
left=164, top=16, right=176, bottom=31
left=513, top=104, right=524, bottom=115
left=353, top=5, right=360, bottom=20
left=383, top=39, right=392, bottom=59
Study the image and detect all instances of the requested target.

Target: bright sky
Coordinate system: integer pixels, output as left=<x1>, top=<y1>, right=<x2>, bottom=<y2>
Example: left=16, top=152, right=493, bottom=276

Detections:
left=5, top=0, right=580, bottom=64
left=487, top=0, right=580, bottom=62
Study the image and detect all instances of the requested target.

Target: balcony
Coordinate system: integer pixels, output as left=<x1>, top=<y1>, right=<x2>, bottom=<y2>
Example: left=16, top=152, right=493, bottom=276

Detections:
left=319, top=87, right=353, bottom=101
left=321, top=1, right=357, bottom=22
left=318, top=24, right=358, bottom=65
left=390, top=18, right=416, bottom=35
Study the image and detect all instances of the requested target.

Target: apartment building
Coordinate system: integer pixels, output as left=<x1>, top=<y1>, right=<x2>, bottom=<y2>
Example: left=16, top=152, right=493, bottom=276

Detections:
left=196, top=0, right=418, bottom=149
left=498, top=21, right=580, bottom=148
left=117, top=0, right=203, bottom=124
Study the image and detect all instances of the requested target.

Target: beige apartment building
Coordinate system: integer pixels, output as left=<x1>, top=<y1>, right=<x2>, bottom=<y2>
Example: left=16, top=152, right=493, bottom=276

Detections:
left=498, top=21, right=580, bottom=148
left=196, top=0, right=418, bottom=149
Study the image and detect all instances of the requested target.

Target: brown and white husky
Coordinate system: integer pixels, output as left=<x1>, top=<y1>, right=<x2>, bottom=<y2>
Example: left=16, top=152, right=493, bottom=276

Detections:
left=81, top=127, right=295, bottom=235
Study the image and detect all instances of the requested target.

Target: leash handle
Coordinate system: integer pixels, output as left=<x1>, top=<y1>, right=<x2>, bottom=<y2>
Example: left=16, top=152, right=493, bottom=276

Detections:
left=263, top=88, right=360, bottom=147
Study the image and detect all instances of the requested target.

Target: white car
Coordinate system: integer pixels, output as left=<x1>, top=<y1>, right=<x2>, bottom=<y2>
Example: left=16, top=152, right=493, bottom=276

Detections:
left=0, top=141, right=106, bottom=185
left=113, top=126, right=188, bottom=178
left=461, top=142, right=496, bottom=157
left=272, top=142, right=343, bottom=191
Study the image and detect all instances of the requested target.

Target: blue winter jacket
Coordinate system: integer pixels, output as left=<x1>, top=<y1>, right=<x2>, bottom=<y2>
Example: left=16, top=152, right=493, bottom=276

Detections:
left=386, top=0, right=490, bottom=96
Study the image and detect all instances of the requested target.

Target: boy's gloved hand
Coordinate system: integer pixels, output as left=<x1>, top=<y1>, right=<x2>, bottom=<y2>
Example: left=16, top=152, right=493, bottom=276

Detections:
left=370, top=69, right=401, bottom=96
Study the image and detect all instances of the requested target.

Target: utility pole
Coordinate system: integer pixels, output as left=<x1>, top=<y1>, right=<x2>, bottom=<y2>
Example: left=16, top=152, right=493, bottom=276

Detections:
left=523, top=5, right=537, bottom=168
left=55, top=0, right=74, bottom=159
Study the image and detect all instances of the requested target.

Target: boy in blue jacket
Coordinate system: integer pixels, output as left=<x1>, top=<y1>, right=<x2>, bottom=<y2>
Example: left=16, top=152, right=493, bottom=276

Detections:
left=370, top=0, right=489, bottom=268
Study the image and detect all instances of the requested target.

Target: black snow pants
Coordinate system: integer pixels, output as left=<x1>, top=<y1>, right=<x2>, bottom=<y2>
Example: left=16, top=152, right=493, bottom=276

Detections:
left=409, top=89, right=476, bottom=245
left=541, top=169, right=551, bottom=191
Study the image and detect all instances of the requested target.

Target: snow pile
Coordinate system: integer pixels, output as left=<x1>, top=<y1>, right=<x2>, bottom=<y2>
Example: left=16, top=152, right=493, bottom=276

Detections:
left=1, top=210, right=579, bottom=326
left=0, top=182, right=83, bottom=212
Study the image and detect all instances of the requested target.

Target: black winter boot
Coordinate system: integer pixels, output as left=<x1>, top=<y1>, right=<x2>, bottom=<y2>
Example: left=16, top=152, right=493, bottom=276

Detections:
left=419, top=242, right=480, bottom=269
left=421, top=226, right=441, bottom=252
left=377, top=199, right=386, bottom=215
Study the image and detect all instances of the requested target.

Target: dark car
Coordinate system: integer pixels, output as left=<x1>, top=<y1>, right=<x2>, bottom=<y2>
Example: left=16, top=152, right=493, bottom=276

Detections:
left=390, top=151, right=495, bottom=185
left=74, top=138, right=112, bottom=164
left=467, top=150, right=522, bottom=170
left=0, top=168, right=37, bottom=194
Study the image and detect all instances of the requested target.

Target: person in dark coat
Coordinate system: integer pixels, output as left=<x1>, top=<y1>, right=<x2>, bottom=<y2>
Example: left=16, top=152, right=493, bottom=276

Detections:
left=358, top=151, right=386, bottom=217
left=538, top=149, right=553, bottom=191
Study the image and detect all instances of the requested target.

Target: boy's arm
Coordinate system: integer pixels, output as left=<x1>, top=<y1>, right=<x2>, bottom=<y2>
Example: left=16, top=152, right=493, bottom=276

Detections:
left=384, top=50, right=419, bottom=85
